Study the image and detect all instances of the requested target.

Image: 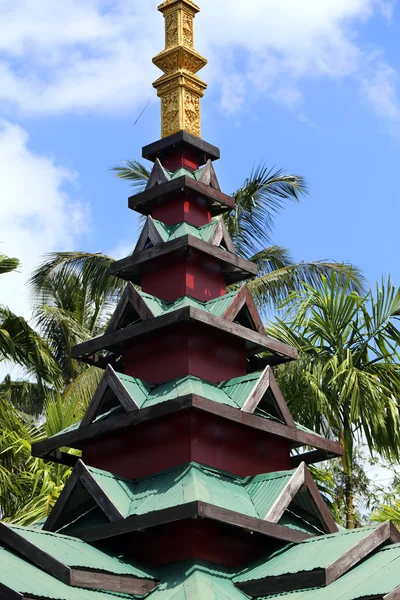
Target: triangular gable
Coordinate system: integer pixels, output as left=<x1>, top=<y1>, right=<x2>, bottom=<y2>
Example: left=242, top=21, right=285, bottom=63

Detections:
left=209, top=216, right=237, bottom=254
left=198, top=159, right=221, bottom=191
left=80, top=365, right=143, bottom=428
left=106, top=283, right=154, bottom=333
left=43, top=460, right=124, bottom=533
left=222, top=285, right=264, bottom=333
left=0, top=523, right=156, bottom=595
left=134, top=216, right=165, bottom=253
left=239, top=366, right=296, bottom=428
left=145, top=158, right=170, bottom=190
left=264, top=463, right=337, bottom=535
left=235, top=522, right=400, bottom=596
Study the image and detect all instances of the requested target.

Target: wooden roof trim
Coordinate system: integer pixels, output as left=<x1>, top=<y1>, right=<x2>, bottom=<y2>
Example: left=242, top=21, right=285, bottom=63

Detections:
left=241, top=366, right=296, bottom=428
left=134, top=217, right=165, bottom=254
left=106, top=283, right=154, bottom=334
left=237, top=521, right=400, bottom=597
left=0, top=582, right=22, bottom=600
left=80, top=365, right=139, bottom=429
left=71, top=306, right=298, bottom=362
left=43, top=460, right=122, bottom=533
left=111, top=234, right=258, bottom=283
left=385, top=585, right=400, bottom=599
left=128, top=175, right=235, bottom=215
left=0, top=524, right=155, bottom=596
left=198, top=159, right=221, bottom=191
left=145, top=158, right=169, bottom=190
left=32, top=395, right=343, bottom=464
left=265, top=463, right=307, bottom=523
left=222, top=285, right=264, bottom=334
left=209, top=216, right=236, bottom=254
left=74, top=501, right=312, bottom=546
left=303, top=467, right=338, bottom=534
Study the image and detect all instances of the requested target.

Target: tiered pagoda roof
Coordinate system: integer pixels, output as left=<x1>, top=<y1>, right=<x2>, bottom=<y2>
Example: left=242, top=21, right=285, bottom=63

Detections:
left=1, top=1, right=400, bottom=599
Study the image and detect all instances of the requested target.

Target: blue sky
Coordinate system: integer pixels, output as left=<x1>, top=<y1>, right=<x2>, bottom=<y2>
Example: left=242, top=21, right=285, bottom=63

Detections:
left=0, top=0, right=399, bottom=319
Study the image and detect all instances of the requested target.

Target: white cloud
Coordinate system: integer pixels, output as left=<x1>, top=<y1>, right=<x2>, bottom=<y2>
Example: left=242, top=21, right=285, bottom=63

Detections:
left=0, top=0, right=396, bottom=120
left=0, top=120, right=88, bottom=319
left=363, top=62, right=400, bottom=121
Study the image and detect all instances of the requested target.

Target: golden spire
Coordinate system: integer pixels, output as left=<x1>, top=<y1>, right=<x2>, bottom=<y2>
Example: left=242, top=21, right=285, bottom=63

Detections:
left=153, top=0, right=207, bottom=139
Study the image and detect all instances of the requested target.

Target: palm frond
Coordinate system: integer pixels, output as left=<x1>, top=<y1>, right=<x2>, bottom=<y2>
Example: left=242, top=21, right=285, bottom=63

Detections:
left=0, top=254, right=20, bottom=275
left=225, top=164, right=307, bottom=258
left=111, top=160, right=151, bottom=191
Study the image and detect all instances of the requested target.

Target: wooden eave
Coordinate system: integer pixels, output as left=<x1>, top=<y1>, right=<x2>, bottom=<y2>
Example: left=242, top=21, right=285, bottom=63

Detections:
left=110, top=234, right=257, bottom=285
left=236, top=522, right=400, bottom=597
left=71, top=306, right=296, bottom=361
left=128, top=176, right=234, bottom=216
left=0, top=522, right=155, bottom=596
left=72, top=500, right=312, bottom=546
left=31, top=394, right=343, bottom=465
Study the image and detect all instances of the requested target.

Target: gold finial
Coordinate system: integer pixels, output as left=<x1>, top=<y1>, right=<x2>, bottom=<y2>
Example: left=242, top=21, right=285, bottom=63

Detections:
left=153, top=0, right=207, bottom=138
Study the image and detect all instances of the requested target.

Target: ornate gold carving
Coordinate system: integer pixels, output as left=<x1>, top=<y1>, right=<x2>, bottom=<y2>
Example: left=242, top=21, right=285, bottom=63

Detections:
left=162, top=91, right=180, bottom=137
left=165, top=14, right=178, bottom=47
left=154, top=0, right=206, bottom=138
left=182, top=12, right=194, bottom=47
left=184, top=90, right=200, bottom=137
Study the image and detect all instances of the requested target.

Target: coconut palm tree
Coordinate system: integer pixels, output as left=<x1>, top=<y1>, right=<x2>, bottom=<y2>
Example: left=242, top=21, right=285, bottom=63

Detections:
left=267, top=272, right=400, bottom=529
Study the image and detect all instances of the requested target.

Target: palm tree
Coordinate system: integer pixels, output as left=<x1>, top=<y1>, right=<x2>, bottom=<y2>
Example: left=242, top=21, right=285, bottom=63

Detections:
left=0, top=254, right=61, bottom=415
left=112, top=161, right=364, bottom=309
left=267, top=272, right=400, bottom=529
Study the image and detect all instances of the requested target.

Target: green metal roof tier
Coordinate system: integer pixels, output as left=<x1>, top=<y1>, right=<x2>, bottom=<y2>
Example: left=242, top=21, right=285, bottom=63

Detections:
left=0, top=545, right=136, bottom=600
left=51, top=371, right=319, bottom=439
left=140, top=289, right=238, bottom=319
left=59, top=462, right=323, bottom=536
left=7, top=524, right=154, bottom=579
left=152, top=218, right=218, bottom=244
left=145, top=561, right=249, bottom=600
left=235, top=526, right=378, bottom=584
left=260, top=542, right=400, bottom=599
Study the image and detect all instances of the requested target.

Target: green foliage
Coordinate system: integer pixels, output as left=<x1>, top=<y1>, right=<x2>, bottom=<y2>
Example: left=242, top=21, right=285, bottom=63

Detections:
left=269, top=271, right=400, bottom=527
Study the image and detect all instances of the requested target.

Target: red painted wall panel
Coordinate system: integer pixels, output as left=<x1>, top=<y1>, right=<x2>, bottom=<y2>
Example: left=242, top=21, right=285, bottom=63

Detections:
left=125, top=520, right=266, bottom=567
left=81, top=411, right=292, bottom=480
left=141, top=252, right=226, bottom=302
left=152, top=197, right=211, bottom=227
left=163, top=151, right=199, bottom=172
left=123, top=324, right=246, bottom=384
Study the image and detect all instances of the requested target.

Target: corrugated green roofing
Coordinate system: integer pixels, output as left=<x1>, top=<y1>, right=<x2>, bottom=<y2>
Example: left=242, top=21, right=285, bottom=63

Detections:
left=8, top=524, right=153, bottom=579
left=140, top=290, right=237, bottom=319
left=234, top=526, right=378, bottom=584
left=153, top=218, right=217, bottom=243
left=0, top=545, right=135, bottom=600
left=315, top=542, right=400, bottom=600
left=261, top=544, right=400, bottom=600
left=81, top=462, right=321, bottom=537
left=146, top=561, right=248, bottom=600
left=144, top=375, right=235, bottom=409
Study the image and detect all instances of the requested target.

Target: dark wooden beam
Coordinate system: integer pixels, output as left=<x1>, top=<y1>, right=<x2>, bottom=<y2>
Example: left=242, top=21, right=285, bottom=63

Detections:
left=291, top=449, right=341, bottom=467
left=71, top=305, right=297, bottom=362
left=111, top=234, right=257, bottom=284
left=44, top=460, right=123, bottom=532
left=222, top=285, right=264, bottom=334
left=236, top=570, right=326, bottom=596
left=74, top=501, right=311, bottom=545
left=265, top=463, right=307, bottom=523
left=0, top=582, right=22, bottom=600
left=142, top=131, right=220, bottom=165
left=303, top=468, right=338, bottom=534
left=32, top=395, right=342, bottom=464
left=44, top=450, right=80, bottom=468
left=70, top=570, right=155, bottom=595
left=128, top=176, right=234, bottom=216
left=0, top=522, right=71, bottom=585
left=237, top=521, right=399, bottom=597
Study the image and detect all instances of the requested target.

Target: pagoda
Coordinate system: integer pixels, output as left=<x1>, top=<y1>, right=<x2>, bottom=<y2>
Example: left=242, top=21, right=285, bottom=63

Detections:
left=2, top=3, right=400, bottom=600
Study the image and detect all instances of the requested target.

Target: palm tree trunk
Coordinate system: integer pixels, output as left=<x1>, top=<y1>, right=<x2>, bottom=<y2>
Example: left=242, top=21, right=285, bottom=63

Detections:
left=342, top=418, right=355, bottom=529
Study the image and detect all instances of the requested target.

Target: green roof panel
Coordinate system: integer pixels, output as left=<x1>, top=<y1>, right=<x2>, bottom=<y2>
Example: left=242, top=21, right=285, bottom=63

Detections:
left=8, top=525, right=154, bottom=579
